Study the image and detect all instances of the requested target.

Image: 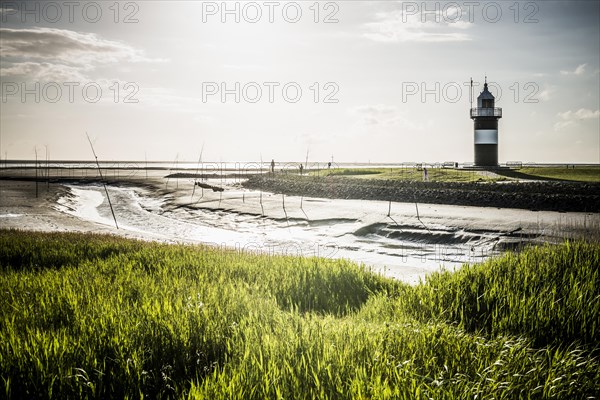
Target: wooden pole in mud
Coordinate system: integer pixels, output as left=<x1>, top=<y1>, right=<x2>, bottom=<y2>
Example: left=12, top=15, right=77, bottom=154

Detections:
left=45, top=146, right=49, bottom=190
left=300, top=195, right=308, bottom=220
left=387, top=203, right=399, bottom=226
left=34, top=147, right=38, bottom=198
left=260, top=155, right=265, bottom=216
left=414, top=200, right=430, bottom=233
left=305, top=148, right=309, bottom=175
left=86, top=133, right=119, bottom=230
left=282, top=194, right=288, bottom=220
left=194, top=187, right=204, bottom=204
left=191, top=144, right=204, bottom=201
left=166, top=153, right=179, bottom=189
left=260, top=191, right=264, bottom=216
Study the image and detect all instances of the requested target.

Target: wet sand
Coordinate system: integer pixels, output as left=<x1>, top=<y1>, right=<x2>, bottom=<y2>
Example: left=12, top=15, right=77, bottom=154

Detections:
left=0, top=179, right=165, bottom=242
left=1, top=172, right=598, bottom=283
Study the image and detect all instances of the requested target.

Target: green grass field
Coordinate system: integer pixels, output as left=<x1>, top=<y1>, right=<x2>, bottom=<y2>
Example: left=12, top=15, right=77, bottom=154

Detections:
left=312, top=166, right=600, bottom=183
left=511, top=167, right=600, bottom=182
left=312, top=168, right=496, bottom=182
left=1, top=230, right=599, bottom=399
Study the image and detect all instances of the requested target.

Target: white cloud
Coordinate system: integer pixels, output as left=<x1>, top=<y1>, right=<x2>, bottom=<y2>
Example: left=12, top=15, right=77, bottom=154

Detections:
left=560, top=63, right=587, bottom=76
left=0, top=27, right=162, bottom=64
left=0, top=27, right=166, bottom=81
left=558, top=108, right=600, bottom=120
left=0, top=62, right=89, bottom=81
left=537, top=85, right=557, bottom=102
left=362, top=8, right=472, bottom=43
left=135, top=87, right=212, bottom=117
left=350, top=104, right=398, bottom=125
left=575, top=64, right=587, bottom=75
left=349, top=104, right=429, bottom=130
left=553, top=120, right=575, bottom=131
left=554, top=108, right=600, bottom=130
left=0, top=6, right=16, bottom=15
left=223, top=64, right=263, bottom=71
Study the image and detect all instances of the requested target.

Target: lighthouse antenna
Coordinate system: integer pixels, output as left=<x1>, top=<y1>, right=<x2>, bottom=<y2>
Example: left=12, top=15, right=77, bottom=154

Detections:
left=470, top=77, right=473, bottom=110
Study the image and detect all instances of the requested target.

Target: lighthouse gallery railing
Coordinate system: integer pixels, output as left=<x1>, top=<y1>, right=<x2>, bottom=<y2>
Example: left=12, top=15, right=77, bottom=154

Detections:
left=470, top=108, right=502, bottom=118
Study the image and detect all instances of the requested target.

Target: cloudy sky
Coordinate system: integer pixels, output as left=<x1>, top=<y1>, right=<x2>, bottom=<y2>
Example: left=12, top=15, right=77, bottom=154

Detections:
left=1, top=0, right=598, bottom=163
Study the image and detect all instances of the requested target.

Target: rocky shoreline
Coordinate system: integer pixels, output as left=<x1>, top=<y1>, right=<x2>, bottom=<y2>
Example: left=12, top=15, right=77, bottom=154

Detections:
left=243, top=175, right=600, bottom=213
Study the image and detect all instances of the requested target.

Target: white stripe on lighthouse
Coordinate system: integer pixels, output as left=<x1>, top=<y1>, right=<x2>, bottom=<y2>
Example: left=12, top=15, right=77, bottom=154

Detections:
left=474, top=129, right=498, bottom=144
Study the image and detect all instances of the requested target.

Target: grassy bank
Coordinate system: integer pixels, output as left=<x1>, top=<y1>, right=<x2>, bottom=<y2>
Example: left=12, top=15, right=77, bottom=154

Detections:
left=1, top=230, right=599, bottom=399
left=243, top=174, right=600, bottom=212
left=312, top=166, right=600, bottom=183
left=511, top=167, right=600, bottom=182
left=312, top=168, right=496, bottom=182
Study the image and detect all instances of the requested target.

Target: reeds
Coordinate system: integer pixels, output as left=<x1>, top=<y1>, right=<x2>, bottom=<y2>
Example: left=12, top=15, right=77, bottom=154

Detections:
left=401, top=241, right=600, bottom=348
left=1, top=230, right=598, bottom=399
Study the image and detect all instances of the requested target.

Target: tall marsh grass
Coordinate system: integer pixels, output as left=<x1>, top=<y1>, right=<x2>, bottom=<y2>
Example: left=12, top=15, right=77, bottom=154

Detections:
left=401, top=241, right=600, bottom=348
left=1, top=230, right=598, bottom=399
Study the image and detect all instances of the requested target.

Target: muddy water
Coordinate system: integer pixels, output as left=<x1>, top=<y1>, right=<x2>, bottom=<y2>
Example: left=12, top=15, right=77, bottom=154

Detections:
left=54, top=180, right=598, bottom=283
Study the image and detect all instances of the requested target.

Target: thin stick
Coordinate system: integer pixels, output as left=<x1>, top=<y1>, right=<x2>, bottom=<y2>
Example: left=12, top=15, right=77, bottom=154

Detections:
left=260, top=191, right=264, bottom=216
left=34, top=147, right=38, bottom=198
left=414, top=200, right=430, bottom=233
left=165, top=153, right=178, bottom=189
left=45, top=145, right=49, bottom=190
left=260, top=154, right=264, bottom=216
left=300, top=196, right=308, bottom=220
left=282, top=193, right=289, bottom=224
left=470, top=77, right=473, bottom=111
left=86, top=133, right=119, bottom=229
left=191, top=143, right=205, bottom=201
left=305, top=148, right=309, bottom=174
left=387, top=199, right=399, bottom=225
left=194, top=187, right=204, bottom=204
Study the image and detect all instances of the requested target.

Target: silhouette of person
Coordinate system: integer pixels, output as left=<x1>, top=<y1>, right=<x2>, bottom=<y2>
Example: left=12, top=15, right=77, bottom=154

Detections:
left=271, top=159, right=275, bottom=174
left=299, top=164, right=303, bottom=175
left=423, top=167, right=429, bottom=182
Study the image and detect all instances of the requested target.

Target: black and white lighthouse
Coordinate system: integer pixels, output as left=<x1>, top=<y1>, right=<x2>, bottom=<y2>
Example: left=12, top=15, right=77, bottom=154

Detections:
left=470, top=78, right=502, bottom=166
